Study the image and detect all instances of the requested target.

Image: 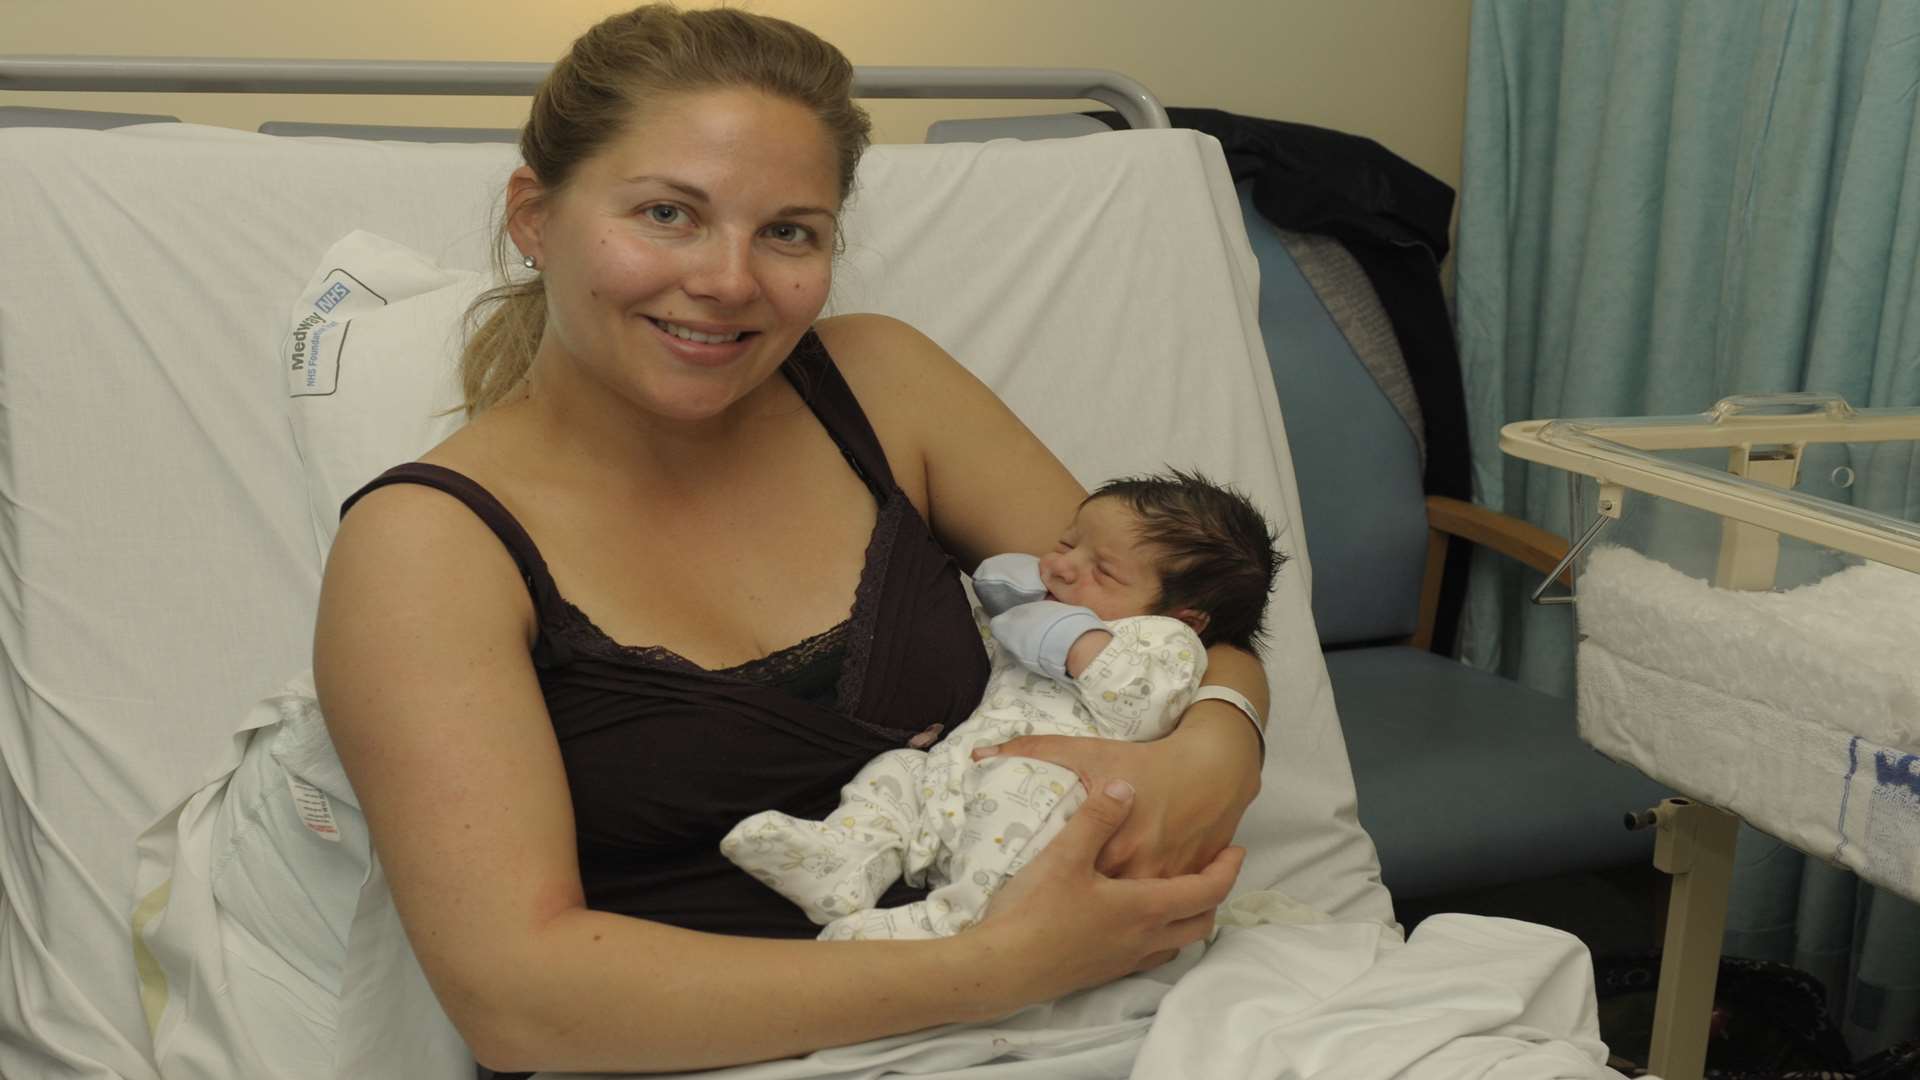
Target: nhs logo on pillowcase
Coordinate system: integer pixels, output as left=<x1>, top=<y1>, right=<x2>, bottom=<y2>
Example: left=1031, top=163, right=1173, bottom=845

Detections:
left=314, top=280, right=353, bottom=315
left=287, top=269, right=388, bottom=398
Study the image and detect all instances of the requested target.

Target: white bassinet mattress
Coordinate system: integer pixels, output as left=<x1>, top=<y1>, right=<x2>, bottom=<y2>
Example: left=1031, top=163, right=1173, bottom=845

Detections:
left=1575, top=544, right=1920, bottom=900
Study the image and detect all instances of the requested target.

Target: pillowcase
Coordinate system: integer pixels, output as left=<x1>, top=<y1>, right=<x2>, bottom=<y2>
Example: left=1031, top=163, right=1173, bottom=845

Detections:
left=283, top=230, right=489, bottom=551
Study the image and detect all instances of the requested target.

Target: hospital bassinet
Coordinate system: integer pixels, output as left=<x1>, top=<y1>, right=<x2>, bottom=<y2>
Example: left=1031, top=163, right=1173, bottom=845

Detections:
left=1503, top=392, right=1920, bottom=1079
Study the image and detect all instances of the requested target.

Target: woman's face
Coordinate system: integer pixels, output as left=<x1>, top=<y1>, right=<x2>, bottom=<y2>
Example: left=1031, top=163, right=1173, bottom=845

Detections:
left=516, top=87, right=842, bottom=424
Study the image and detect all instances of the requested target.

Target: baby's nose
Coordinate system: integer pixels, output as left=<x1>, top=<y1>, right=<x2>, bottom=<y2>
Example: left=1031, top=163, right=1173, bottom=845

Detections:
left=1040, top=551, right=1075, bottom=582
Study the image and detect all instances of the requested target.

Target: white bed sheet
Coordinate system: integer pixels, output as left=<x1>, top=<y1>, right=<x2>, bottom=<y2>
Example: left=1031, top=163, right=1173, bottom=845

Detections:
left=0, top=119, right=1420, bottom=1077
left=561, top=918, right=1623, bottom=1080
left=0, top=124, right=511, bottom=1080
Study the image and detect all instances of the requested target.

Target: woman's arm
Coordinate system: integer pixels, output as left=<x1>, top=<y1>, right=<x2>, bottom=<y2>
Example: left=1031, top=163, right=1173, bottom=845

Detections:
left=316, top=483, right=1236, bottom=1073
left=825, top=314, right=1268, bottom=879
left=817, top=314, right=1086, bottom=564
left=1105, top=644, right=1267, bottom=875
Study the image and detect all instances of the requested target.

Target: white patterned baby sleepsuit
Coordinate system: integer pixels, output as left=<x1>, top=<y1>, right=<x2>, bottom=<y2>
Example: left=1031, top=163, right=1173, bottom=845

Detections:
left=721, top=603, right=1205, bottom=940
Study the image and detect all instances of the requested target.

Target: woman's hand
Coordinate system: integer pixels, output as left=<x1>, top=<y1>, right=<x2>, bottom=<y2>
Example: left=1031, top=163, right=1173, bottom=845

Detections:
left=972, top=778, right=1244, bottom=998
left=971, top=701, right=1262, bottom=878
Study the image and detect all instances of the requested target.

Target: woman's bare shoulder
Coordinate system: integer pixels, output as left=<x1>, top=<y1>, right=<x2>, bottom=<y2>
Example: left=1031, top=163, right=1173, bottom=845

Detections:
left=320, top=469, right=538, bottom=652
left=813, top=313, right=968, bottom=395
left=813, top=315, right=986, bottom=435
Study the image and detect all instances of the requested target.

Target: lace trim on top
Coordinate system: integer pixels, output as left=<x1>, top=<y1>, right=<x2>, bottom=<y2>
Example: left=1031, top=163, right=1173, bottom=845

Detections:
left=543, top=490, right=903, bottom=713
left=551, top=597, right=851, bottom=683
left=529, top=331, right=905, bottom=715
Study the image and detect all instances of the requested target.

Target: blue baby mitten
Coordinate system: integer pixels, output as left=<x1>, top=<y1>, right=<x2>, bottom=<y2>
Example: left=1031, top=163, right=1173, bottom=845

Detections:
left=972, top=552, right=1048, bottom=615
left=989, top=600, right=1106, bottom=682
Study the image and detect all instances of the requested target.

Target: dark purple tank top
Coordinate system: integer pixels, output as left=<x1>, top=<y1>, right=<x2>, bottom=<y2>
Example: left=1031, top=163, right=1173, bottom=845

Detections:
left=341, top=331, right=991, bottom=938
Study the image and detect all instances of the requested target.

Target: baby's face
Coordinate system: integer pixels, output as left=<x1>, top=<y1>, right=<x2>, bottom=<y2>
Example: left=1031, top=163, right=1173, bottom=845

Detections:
left=1039, top=496, right=1163, bottom=621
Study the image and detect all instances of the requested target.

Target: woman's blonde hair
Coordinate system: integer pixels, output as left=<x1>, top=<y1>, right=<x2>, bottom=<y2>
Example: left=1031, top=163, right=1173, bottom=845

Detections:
left=459, top=4, right=872, bottom=414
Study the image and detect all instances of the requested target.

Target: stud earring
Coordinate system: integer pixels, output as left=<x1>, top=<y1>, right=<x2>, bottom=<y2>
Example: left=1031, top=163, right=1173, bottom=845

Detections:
left=522, top=255, right=537, bottom=269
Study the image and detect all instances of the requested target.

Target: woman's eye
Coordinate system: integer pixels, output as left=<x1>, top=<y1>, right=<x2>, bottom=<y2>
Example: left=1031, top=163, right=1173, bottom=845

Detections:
left=643, top=204, right=684, bottom=225
left=765, top=222, right=813, bottom=244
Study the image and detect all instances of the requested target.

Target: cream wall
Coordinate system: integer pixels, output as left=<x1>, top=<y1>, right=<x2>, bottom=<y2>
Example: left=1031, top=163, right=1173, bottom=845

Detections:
left=6, top=0, right=1471, bottom=192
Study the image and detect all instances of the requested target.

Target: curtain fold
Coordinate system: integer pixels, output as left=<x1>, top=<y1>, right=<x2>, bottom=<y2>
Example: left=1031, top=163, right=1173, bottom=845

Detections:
left=1456, top=0, right=1920, bottom=1056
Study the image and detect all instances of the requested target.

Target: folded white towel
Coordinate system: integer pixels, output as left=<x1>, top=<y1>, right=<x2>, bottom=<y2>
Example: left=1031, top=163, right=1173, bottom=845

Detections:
left=1579, top=638, right=1920, bottom=902
left=1579, top=544, right=1920, bottom=756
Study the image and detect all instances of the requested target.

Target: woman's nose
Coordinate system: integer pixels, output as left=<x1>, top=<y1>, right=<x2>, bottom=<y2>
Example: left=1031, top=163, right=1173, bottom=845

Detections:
left=685, top=234, right=760, bottom=306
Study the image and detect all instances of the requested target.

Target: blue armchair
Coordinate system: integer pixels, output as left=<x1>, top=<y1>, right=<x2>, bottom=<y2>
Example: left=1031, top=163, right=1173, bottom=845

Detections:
left=1236, top=184, right=1673, bottom=903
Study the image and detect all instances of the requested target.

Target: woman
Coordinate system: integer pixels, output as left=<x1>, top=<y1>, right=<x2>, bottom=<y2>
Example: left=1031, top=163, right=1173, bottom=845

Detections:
left=314, top=5, right=1268, bottom=1074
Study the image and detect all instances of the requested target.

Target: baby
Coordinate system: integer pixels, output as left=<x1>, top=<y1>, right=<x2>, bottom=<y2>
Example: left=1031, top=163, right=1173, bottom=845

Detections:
left=721, top=469, right=1284, bottom=940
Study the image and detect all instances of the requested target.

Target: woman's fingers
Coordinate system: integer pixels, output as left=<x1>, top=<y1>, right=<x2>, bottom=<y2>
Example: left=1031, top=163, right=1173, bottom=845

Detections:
left=975, top=784, right=1241, bottom=1002
left=1127, top=890, right=1226, bottom=973
left=1093, top=835, right=1138, bottom=877
left=972, top=733, right=1106, bottom=777
left=1160, top=904, right=1220, bottom=946
left=1132, top=948, right=1182, bottom=973
left=1188, top=843, right=1246, bottom=904
left=1046, top=777, right=1135, bottom=866
left=1118, top=844, right=1243, bottom=919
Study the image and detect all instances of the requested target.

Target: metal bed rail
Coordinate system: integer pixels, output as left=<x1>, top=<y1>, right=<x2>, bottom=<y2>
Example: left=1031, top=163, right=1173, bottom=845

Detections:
left=0, top=57, right=1169, bottom=130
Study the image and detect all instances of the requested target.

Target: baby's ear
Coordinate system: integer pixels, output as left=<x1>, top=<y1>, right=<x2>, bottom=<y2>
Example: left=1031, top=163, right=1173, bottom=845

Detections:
left=1172, top=609, right=1209, bottom=637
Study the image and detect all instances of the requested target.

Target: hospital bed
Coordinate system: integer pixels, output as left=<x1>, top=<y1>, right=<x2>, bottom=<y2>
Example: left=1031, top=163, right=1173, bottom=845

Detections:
left=1504, top=396, right=1920, bottom=1080
left=1, top=57, right=1630, bottom=1078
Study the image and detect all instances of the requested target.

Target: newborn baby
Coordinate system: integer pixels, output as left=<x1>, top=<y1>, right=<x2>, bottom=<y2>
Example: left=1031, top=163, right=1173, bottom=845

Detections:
left=721, top=470, right=1282, bottom=940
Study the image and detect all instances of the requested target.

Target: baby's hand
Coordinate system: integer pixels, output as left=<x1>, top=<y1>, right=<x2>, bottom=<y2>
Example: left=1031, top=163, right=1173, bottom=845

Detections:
left=989, top=600, right=1105, bottom=682
left=972, top=553, right=1048, bottom=616
left=1063, top=629, right=1115, bottom=679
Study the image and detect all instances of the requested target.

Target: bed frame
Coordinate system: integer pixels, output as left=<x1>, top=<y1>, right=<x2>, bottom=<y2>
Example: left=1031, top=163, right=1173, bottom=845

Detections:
left=0, top=56, right=1170, bottom=131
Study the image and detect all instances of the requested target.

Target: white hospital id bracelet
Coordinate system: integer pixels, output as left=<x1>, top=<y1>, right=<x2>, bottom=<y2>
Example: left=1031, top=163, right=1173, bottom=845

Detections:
left=1189, top=685, right=1266, bottom=760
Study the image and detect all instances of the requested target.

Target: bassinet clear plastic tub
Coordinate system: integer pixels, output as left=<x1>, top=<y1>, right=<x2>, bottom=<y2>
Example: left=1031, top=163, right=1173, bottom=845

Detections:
left=1502, top=393, right=1920, bottom=1080
left=1503, top=393, right=1920, bottom=899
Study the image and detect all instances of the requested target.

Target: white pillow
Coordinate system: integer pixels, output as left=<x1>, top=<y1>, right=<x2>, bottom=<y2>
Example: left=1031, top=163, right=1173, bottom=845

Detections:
left=283, top=230, right=485, bottom=551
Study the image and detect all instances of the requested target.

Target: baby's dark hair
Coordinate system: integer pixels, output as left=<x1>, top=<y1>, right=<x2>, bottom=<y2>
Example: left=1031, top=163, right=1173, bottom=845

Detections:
left=1088, top=469, right=1286, bottom=652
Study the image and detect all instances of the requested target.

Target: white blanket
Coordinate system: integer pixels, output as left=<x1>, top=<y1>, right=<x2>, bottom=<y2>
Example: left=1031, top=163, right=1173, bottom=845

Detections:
left=556, top=918, right=1628, bottom=1080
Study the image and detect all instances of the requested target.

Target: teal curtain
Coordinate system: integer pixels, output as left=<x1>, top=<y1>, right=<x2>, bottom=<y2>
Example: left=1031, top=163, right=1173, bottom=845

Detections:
left=1455, top=0, right=1920, bottom=1057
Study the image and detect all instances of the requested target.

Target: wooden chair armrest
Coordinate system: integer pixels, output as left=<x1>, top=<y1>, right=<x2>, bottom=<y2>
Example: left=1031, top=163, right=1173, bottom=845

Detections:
left=1425, top=495, right=1570, bottom=578
left=1412, top=495, right=1572, bottom=651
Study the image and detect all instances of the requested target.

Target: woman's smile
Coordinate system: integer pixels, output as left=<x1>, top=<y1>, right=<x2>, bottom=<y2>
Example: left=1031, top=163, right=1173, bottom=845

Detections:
left=642, top=314, right=760, bottom=367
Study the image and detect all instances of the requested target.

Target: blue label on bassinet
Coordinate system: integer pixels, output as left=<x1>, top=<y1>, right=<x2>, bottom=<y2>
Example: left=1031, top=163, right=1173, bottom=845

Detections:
left=1872, top=751, right=1920, bottom=796
left=1840, top=741, right=1920, bottom=896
